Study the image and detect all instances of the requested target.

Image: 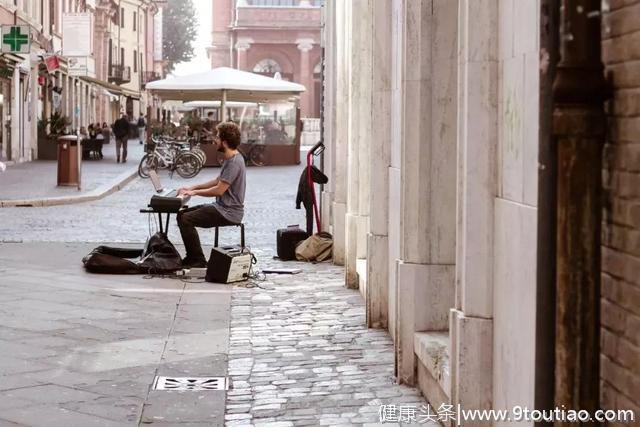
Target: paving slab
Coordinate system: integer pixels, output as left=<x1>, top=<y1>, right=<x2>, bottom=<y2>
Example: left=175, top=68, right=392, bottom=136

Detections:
left=0, top=242, right=232, bottom=427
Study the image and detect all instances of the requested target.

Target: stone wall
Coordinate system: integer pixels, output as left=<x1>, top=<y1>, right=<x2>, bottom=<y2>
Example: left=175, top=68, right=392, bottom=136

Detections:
left=492, top=0, right=540, bottom=417
left=601, top=0, right=640, bottom=419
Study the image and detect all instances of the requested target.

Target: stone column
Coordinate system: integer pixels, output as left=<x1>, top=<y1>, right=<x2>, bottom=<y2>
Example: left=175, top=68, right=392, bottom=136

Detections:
left=394, top=0, right=457, bottom=386
left=387, top=0, right=404, bottom=344
left=98, top=8, right=113, bottom=123
left=61, top=74, right=68, bottom=120
left=30, top=63, right=38, bottom=160
left=451, top=0, right=497, bottom=415
left=79, top=81, right=85, bottom=128
left=320, top=0, right=336, bottom=233
left=367, top=0, right=392, bottom=329
left=344, top=0, right=363, bottom=289
left=70, top=78, right=76, bottom=130
left=235, top=38, right=251, bottom=71
left=331, top=0, right=350, bottom=266
left=10, top=68, right=19, bottom=161
left=296, top=38, right=314, bottom=118
left=210, top=0, right=233, bottom=68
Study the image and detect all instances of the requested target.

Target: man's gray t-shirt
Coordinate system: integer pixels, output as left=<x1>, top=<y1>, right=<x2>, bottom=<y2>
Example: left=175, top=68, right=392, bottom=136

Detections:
left=214, top=153, right=246, bottom=223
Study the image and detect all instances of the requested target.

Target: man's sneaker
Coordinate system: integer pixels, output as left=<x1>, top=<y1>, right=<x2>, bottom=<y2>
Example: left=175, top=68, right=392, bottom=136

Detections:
left=181, top=257, right=207, bottom=269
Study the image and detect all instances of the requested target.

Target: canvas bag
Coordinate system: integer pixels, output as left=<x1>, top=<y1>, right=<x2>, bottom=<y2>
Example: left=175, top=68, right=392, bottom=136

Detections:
left=295, top=232, right=333, bottom=262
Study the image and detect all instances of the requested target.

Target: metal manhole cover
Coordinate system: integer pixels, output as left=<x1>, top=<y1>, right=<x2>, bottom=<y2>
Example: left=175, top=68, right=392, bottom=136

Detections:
left=153, top=376, right=228, bottom=391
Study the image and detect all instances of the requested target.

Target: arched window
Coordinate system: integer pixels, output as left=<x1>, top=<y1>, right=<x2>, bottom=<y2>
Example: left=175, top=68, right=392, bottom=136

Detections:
left=253, top=59, right=282, bottom=75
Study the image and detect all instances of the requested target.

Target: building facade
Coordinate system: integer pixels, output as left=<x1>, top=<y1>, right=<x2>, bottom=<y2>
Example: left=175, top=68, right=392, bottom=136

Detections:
left=208, top=0, right=322, bottom=119
left=0, top=0, right=162, bottom=164
left=108, top=0, right=157, bottom=119
left=322, top=0, right=638, bottom=424
left=0, top=0, right=53, bottom=163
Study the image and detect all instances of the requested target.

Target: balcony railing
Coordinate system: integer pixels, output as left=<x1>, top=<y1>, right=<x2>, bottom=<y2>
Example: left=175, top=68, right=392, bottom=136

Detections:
left=141, top=71, right=161, bottom=87
left=108, top=64, right=131, bottom=85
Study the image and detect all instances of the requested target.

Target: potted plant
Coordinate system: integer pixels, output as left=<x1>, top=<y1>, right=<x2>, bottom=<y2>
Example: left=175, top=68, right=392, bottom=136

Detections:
left=37, top=112, right=71, bottom=160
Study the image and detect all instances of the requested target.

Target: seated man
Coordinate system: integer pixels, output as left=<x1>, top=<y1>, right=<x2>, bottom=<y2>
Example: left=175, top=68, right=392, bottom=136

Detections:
left=201, top=112, right=215, bottom=141
left=177, top=122, right=246, bottom=268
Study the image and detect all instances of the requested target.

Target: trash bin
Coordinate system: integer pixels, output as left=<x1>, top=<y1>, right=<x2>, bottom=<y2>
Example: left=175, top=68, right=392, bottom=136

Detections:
left=57, top=135, right=79, bottom=186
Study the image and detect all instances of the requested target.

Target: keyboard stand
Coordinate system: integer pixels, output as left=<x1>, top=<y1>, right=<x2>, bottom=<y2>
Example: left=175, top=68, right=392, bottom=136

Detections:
left=140, top=208, right=174, bottom=234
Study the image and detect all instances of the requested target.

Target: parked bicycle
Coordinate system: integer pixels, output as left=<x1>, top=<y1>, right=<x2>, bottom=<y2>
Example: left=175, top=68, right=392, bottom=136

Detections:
left=138, top=138, right=202, bottom=179
left=217, top=138, right=267, bottom=167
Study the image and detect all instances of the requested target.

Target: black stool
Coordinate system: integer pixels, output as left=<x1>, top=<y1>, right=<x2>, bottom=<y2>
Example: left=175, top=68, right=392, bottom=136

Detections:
left=214, top=223, right=245, bottom=249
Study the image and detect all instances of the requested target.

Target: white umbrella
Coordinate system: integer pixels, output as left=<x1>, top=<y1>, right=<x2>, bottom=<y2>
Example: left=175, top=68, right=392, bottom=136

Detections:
left=183, top=101, right=257, bottom=108
left=146, top=67, right=305, bottom=121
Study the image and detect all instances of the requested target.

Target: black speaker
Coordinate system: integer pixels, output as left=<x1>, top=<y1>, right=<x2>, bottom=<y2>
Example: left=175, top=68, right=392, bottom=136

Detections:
left=276, top=225, right=308, bottom=260
left=205, top=245, right=252, bottom=283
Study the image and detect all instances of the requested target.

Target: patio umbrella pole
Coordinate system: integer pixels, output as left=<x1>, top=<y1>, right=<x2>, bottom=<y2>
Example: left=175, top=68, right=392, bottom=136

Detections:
left=221, top=90, right=227, bottom=121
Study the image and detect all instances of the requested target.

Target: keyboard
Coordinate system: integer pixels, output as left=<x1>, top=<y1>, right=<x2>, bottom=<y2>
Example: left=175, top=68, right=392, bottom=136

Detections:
left=160, top=189, right=178, bottom=198
left=149, top=192, right=191, bottom=213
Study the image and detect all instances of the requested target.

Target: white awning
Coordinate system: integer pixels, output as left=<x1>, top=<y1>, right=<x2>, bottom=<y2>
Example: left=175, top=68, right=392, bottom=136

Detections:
left=183, top=100, right=257, bottom=108
left=102, top=89, right=119, bottom=101
left=145, top=67, right=305, bottom=103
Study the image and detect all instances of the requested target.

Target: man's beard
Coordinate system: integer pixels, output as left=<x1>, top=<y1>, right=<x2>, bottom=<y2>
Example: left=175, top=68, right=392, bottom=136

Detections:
left=217, top=144, right=226, bottom=154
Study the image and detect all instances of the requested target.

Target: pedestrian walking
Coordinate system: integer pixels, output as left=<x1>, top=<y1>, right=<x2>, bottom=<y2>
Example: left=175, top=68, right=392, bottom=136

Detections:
left=113, top=113, right=130, bottom=163
left=101, top=122, right=111, bottom=144
left=137, top=114, right=147, bottom=145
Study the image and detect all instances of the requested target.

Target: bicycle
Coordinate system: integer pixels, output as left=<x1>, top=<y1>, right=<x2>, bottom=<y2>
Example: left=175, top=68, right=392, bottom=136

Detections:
left=217, top=139, right=267, bottom=167
left=151, top=134, right=207, bottom=167
left=138, top=139, right=202, bottom=179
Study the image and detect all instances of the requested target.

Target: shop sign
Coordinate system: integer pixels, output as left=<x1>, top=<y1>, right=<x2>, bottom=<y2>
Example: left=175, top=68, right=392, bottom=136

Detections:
left=44, top=55, right=60, bottom=73
left=62, top=13, right=91, bottom=57
left=1, top=26, right=30, bottom=54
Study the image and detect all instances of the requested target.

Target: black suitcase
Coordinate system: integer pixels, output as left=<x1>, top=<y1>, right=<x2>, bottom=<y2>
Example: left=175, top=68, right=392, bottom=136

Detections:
left=277, top=225, right=308, bottom=260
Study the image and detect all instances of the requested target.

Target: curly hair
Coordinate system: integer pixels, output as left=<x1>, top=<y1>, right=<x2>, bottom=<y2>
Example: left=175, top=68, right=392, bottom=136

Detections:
left=216, top=121, right=241, bottom=149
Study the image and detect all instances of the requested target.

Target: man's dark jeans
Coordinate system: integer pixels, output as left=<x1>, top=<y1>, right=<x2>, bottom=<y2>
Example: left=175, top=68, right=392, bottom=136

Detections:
left=177, top=204, right=235, bottom=263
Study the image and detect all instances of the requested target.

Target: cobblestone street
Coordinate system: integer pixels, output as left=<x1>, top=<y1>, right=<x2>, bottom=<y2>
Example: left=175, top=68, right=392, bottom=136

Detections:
left=0, top=164, right=430, bottom=426
left=225, top=261, right=434, bottom=427
left=0, top=165, right=308, bottom=250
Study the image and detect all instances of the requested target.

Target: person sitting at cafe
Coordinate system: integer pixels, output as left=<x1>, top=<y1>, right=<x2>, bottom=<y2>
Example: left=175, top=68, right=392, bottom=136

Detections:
left=101, top=122, right=112, bottom=144
left=95, top=124, right=105, bottom=159
left=201, top=112, right=215, bottom=142
left=88, top=124, right=98, bottom=139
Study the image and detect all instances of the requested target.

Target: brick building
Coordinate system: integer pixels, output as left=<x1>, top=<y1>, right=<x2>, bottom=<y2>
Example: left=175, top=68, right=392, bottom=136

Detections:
left=208, top=0, right=322, bottom=119
left=601, top=0, right=640, bottom=418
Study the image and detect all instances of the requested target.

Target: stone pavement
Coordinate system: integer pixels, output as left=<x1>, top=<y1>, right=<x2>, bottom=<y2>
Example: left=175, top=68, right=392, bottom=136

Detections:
left=0, top=165, right=309, bottom=246
left=223, top=258, right=435, bottom=427
left=0, top=242, right=231, bottom=426
left=0, top=139, right=143, bottom=206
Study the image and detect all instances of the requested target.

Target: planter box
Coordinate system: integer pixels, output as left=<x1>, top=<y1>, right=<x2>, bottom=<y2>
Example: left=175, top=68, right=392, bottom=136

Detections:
left=201, top=143, right=300, bottom=167
left=37, top=133, right=58, bottom=160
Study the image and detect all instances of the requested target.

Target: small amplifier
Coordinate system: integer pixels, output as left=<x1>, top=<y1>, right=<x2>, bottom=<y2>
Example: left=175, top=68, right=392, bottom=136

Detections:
left=205, top=245, right=252, bottom=283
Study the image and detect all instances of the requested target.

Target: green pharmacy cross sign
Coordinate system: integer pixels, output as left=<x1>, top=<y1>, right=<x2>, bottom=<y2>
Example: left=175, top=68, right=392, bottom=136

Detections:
left=1, top=26, right=30, bottom=54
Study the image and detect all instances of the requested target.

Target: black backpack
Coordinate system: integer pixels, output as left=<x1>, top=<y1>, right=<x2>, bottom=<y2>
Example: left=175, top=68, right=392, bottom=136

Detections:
left=82, top=232, right=182, bottom=274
